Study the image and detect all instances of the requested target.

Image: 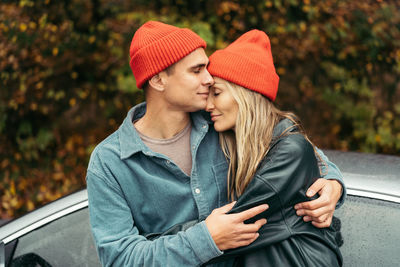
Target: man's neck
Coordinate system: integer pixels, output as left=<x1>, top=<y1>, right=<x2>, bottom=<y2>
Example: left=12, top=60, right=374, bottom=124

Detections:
left=134, top=104, right=191, bottom=140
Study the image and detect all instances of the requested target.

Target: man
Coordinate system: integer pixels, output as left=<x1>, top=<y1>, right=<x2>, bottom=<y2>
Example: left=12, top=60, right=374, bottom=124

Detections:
left=87, top=21, right=345, bottom=266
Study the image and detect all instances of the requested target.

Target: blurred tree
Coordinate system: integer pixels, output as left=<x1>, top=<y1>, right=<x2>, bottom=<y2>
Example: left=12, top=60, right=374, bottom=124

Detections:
left=1, top=0, right=399, bottom=218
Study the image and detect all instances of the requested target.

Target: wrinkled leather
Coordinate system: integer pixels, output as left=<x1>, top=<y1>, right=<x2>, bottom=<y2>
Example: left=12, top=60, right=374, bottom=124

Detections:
left=147, top=119, right=343, bottom=266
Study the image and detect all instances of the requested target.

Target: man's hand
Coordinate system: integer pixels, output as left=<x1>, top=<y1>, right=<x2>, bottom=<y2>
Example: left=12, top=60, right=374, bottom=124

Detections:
left=294, top=179, right=342, bottom=228
left=205, top=202, right=268, bottom=251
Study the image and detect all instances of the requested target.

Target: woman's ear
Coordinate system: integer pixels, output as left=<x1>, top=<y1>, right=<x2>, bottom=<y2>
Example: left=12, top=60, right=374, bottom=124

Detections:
left=148, top=72, right=167, bottom=92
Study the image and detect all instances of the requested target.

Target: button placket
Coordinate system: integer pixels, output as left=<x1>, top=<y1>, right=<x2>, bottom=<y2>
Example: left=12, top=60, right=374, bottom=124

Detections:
left=190, top=129, right=209, bottom=218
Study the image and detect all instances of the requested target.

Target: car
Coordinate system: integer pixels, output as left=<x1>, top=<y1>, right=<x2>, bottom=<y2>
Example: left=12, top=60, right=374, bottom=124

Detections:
left=1, top=150, right=399, bottom=266
left=324, top=150, right=400, bottom=266
left=0, top=190, right=99, bottom=267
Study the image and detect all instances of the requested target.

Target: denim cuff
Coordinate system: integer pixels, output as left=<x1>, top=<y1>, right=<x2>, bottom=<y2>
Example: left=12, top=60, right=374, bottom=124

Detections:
left=327, top=177, right=347, bottom=209
left=324, top=156, right=347, bottom=208
left=315, top=148, right=347, bottom=208
left=185, top=221, right=223, bottom=263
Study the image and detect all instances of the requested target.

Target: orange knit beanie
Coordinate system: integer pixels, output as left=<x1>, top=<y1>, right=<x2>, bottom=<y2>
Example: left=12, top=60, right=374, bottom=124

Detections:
left=129, top=21, right=207, bottom=88
left=208, top=30, right=279, bottom=101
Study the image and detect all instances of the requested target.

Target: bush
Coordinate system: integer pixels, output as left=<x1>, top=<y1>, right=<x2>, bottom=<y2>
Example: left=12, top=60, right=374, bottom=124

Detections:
left=1, top=0, right=399, bottom=218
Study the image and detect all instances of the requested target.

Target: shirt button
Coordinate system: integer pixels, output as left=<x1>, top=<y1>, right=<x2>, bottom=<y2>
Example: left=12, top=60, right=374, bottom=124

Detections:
left=202, top=125, right=207, bottom=129
left=195, top=188, right=201, bottom=194
left=192, top=146, right=195, bottom=150
left=166, top=160, right=170, bottom=164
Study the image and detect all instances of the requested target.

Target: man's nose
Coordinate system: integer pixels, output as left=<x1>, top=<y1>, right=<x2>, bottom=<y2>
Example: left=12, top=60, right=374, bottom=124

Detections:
left=203, top=69, right=214, bottom=86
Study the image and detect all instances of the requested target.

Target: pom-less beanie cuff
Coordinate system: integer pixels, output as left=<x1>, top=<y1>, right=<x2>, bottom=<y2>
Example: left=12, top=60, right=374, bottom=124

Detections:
left=129, top=21, right=206, bottom=89
left=208, top=30, right=279, bottom=101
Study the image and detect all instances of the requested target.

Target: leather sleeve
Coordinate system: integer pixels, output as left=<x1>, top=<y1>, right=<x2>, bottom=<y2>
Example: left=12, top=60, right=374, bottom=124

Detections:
left=207, top=133, right=324, bottom=263
left=228, top=133, right=320, bottom=219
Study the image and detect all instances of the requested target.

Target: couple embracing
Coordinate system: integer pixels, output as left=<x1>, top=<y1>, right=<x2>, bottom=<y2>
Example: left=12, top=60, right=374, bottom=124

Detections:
left=87, top=21, right=344, bottom=267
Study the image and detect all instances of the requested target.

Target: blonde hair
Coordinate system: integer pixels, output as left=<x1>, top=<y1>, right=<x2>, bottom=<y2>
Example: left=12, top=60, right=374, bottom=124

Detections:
left=218, top=80, right=323, bottom=200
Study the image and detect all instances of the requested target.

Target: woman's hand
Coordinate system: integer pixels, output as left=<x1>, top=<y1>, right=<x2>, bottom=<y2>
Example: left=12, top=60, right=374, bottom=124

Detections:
left=294, top=179, right=342, bottom=228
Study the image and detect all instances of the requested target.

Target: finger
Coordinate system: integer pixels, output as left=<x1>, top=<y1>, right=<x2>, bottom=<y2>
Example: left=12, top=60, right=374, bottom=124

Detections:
left=303, top=209, right=332, bottom=223
left=234, top=232, right=260, bottom=242
left=235, top=233, right=260, bottom=247
left=313, top=213, right=329, bottom=223
left=296, top=205, right=329, bottom=218
left=254, top=218, right=268, bottom=228
left=306, top=178, right=328, bottom=197
left=240, top=218, right=267, bottom=233
left=295, top=194, right=330, bottom=211
left=217, top=201, right=237, bottom=214
left=303, top=213, right=329, bottom=224
left=311, top=216, right=333, bottom=228
left=236, top=204, right=268, bottom=222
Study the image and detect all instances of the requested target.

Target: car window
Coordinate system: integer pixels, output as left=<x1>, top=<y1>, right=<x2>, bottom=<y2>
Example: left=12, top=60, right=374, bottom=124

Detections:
left=9, top=208, right=100, bottom=267
left=335, top=195, right=400, bottom=266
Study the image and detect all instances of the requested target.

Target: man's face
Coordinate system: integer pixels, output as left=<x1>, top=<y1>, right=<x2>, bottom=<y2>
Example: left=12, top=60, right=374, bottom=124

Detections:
left=160, top=48, right=214, bottom=112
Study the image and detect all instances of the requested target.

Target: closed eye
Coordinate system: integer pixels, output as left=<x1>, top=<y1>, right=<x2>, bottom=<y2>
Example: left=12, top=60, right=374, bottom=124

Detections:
left=191, top=63, right=207, bottom=74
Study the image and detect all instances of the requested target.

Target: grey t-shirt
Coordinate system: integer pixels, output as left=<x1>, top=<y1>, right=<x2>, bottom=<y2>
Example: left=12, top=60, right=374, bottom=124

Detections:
left=136, top=122, right=192, bottom=176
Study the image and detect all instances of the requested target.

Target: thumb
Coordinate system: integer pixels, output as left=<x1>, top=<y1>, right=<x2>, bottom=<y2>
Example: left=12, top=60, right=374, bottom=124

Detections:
left=306, top=178, right=326, bottom=197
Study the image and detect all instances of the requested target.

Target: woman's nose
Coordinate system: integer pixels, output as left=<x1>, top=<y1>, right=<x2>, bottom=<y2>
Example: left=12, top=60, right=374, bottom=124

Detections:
left=205, top=96, right=214, bottom=112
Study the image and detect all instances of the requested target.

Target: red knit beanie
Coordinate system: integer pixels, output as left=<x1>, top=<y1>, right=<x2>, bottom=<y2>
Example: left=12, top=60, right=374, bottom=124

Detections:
left=208, top=30, right=279, bottom=101
left=129, top=21, right=207, bottom=88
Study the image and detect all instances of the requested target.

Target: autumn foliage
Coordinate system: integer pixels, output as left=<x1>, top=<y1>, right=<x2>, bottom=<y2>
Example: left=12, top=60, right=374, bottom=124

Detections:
left=1, top=0, right=399, bottom=218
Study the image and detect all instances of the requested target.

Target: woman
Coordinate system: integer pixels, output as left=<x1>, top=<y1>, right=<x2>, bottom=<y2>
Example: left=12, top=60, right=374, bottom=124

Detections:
left=203, top=29, right=342, bottom=266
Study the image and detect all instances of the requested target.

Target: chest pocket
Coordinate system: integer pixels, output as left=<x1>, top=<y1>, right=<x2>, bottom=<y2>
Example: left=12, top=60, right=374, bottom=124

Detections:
left=212, top=161, right=229, bottom=207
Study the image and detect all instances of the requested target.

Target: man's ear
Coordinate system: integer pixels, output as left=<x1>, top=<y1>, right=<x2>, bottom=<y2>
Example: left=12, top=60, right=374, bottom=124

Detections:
left=148, top=72, right=167, bottom=92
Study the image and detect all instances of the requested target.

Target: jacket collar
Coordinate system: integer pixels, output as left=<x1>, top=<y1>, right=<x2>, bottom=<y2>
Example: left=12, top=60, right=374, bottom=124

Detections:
left=118, top=102, right=148, bottom=159
left=118, top=103, right=210, bottom=160
left=272, top=118, right=298, bottom=139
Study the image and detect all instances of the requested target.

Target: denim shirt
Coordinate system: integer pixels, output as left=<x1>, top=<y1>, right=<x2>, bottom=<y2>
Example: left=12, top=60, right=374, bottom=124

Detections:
left=86, top=102, right=346, bottom=267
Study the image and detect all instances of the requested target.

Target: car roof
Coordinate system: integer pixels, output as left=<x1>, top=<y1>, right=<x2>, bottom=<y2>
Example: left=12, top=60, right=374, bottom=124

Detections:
left=324, top=150, right=400, bottom=203
left=0, top=190, right=88, bottom=244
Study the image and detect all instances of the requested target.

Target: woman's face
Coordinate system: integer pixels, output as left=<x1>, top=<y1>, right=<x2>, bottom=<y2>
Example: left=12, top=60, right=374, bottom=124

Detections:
left=206, top=77, right=239, bottom=132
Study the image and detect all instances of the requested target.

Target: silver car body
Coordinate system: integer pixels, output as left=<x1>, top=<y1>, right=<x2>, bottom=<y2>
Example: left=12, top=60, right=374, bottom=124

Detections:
left=1, top=150, right=400, bottom=266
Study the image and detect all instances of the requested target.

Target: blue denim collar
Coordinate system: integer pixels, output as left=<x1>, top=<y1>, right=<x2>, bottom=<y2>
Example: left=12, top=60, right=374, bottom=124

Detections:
left=118, top=102, right=210, bottom=160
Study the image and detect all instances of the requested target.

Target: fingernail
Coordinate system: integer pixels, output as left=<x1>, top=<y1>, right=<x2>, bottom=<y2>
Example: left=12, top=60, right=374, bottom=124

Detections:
left=294, top=204, right=299, bottom=209
left=296, top=210, right=302, bottom=216
left=306, top=190, right=314, bottom=197
left=264, top=204, right=269, bottom=209
left=303, top=216, right=311, bottom=222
